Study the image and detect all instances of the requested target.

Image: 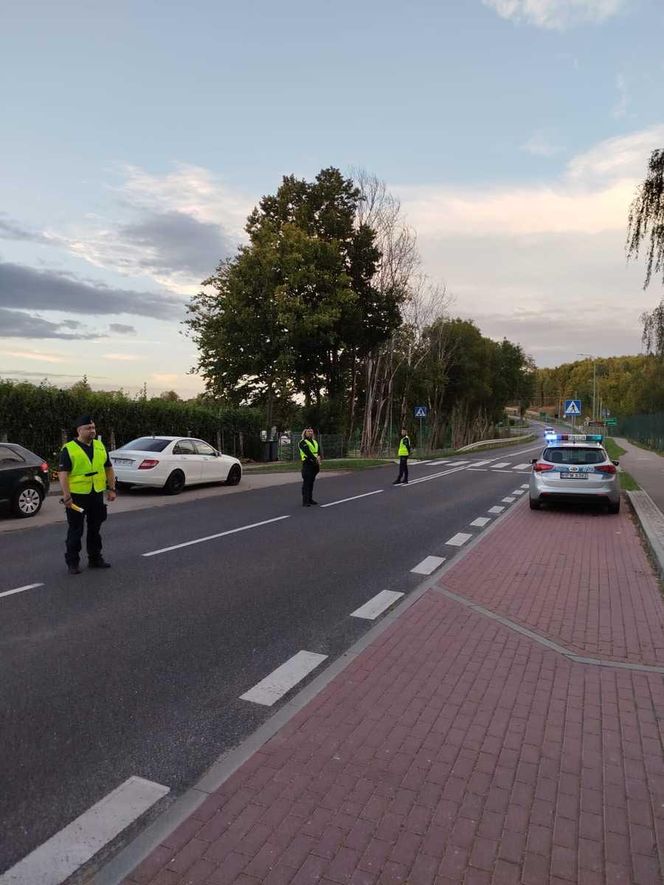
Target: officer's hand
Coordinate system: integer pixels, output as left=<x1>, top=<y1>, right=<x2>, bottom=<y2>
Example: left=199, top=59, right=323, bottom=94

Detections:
left=61, top=496, right=74, bottom=509
left=107, top=489, right=117, bottom=503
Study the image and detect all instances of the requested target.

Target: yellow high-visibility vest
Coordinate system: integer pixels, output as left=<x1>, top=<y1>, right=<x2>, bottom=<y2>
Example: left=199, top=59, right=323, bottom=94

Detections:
left=300, top=438, right=319, bottom=461
left=64, top=439, right=108, bottom=494
left=398, top=436, right=410, bottom=457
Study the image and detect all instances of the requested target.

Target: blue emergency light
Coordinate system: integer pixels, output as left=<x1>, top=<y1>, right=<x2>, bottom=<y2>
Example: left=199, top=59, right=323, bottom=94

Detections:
left=550, top=433, right=603, bottom=443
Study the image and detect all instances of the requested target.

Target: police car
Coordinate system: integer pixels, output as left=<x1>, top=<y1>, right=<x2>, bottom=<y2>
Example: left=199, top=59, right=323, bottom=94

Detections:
left=529, top=434, right=621, bottom=514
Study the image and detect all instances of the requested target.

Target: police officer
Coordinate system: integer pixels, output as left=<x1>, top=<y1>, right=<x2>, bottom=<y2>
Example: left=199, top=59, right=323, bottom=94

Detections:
left=299, top=427, right=321, bottom=506
left=58, top=415, right=117, bottom=574
left=393, top=427, right=411, bottom=484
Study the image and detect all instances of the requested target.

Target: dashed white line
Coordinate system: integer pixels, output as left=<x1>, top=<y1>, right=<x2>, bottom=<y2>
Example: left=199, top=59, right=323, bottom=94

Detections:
left=470, top=517, right=491, bottom=527
left=321, top=490, right=383, bottom=508
left=488, top=506, right=505, bottom=514
left=240, top=651, right=327, bottom=706
left=467, top=468, right=488, bottom=472
left=351, top=590, right=404, bottom=619
left=445, top=532, right=473, bottom=547
left=512, top=489, right=525, bottom=496
left=142, top=515, right=291, bottom=557
left=410, top=555, right=446, bottom=575
left=521, top=483, right=529, bottom=489
left=501, top=497, right=516, bottom=504
left=1, top=776, right=169, bottom=885
left=492, top=462, right=510, bottom=469
left=0, top=582, right=44, bottom=600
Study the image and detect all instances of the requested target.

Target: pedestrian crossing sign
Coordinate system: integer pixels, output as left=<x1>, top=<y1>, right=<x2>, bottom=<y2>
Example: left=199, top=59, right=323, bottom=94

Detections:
left=414, top=406, right=428, bottom=418
left=564, top=399, right=582, bottom=416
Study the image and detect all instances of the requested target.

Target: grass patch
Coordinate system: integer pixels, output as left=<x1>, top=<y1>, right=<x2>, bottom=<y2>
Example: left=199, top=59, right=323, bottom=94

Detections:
left=619, top=471, right=640, bottom=491
left=604, top=437, right=626, bottom=459
left=604, top=437, right=640, bottom=490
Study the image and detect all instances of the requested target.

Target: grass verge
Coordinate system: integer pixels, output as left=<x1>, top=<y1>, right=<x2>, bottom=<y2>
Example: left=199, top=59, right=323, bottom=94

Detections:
left=605, top=437, right=640, bottom=491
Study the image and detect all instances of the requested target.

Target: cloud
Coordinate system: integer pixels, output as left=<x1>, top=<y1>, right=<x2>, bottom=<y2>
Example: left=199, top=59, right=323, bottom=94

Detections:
left=0, top=214, right=52, bottom=244
left=0, top=308, right=104, bottom=340
left=483, top=0, right=627, bottom=30
left=109, top=323, right=136, bottom=334
left=102, top=353, right=143, bottom=361
left=0, top=262, right=184, bottom=319
left=0, top=368, right=108, bottom=379
left=1, top=349, right=66, bottom=363
left=521, top=131, right=562, bottom=157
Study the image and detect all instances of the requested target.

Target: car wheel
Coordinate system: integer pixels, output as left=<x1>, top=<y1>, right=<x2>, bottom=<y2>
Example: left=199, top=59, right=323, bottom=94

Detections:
left=225, top=464, right=241, bottom=486
left=164, top=470, right=185, bottom=495
left=12, top=483, right=44, bottom=518
left=529, top=497, right=541, bottom=510
left=608, top=500, right=620, bottom=514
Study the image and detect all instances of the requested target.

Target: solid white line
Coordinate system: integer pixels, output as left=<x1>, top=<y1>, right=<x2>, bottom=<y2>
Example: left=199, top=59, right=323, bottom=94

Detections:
left=466, top=468, right=488, bottom=472
left=513, top=463, right=531, bottom=470
left=143, top=515, right=290, bottom=557
left=470, top=517, right=491, bottom=527
left=351, top=590, right=404, bottom=619
left=406, top=465, right=468, bottom=486
left=488, top=506, right=505, bottom=514
left=1, top=776, right=169, bottom=885
left=240, top=651, right=327, bottom=706
left=445, top=532, right=473, bottom=547
left=321, top=490, right=383, bottom=508
left=502, top=497, right=516, bottom=503
left=410, top=555, right=446, bottom=575
left=492, top=462, right=510, bottom=469
left=0, top=583, right=44, bottom=600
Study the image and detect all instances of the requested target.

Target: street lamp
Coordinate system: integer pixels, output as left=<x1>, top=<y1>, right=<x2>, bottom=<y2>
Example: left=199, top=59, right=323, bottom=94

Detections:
left=578, top=353, right=596, bottom=422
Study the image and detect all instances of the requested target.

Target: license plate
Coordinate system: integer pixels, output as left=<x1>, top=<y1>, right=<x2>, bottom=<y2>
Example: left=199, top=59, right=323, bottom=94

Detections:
left=560, top=472, right=587, bottom=479
left=112, top=458, right=132, bottom=466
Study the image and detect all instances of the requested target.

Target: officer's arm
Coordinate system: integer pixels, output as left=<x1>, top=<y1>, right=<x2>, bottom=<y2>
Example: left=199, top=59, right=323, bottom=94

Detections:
left=105, top=464, right=117, bottom=493
left=58, top=449, right=73, bottom=505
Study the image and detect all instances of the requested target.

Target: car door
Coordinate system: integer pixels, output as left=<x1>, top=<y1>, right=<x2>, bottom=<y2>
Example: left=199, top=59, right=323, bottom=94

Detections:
left=193, top=439, right=224, bottom=482
left=171, top=439, right=202, bottom=485
left=0, top=445, right=27, bottom=504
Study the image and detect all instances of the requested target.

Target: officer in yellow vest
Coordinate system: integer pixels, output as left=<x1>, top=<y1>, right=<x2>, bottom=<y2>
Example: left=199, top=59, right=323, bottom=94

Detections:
left=58, top=415, right=117, bottom=574
left=299, top=427, right=321, bottom=507
left=393, top=427, right=411, bottom=485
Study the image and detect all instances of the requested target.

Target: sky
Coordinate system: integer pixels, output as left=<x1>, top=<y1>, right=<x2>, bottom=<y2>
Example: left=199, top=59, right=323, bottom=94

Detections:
left=1, top=0, right=663, bottom=397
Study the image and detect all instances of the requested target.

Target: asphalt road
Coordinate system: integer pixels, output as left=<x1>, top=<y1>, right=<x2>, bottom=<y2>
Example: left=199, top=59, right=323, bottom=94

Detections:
left=0, top=440, right=543, bottom=874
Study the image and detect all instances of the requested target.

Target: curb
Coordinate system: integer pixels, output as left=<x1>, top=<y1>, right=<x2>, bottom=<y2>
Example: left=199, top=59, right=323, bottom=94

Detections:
left=626, top=489, right=664, bottom=581
left=90, top=499, right=526, bottom=884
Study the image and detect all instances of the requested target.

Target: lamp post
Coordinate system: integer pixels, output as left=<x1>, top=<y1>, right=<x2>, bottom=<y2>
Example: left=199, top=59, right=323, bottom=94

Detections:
left=578, top=354, right=596, bottom=422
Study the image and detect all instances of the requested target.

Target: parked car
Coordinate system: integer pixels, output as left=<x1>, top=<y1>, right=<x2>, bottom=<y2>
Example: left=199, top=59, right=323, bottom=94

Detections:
left=109, top=436, right=242, bottom=494
left=0, top=442, right=51, bottom=518
left=529, top=433, right=620, bottom=513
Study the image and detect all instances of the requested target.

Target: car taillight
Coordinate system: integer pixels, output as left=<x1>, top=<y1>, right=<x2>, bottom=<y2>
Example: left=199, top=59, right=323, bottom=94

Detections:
left=596, top=464, right=617, bottom=474
left=138, top=459, right=159, bottom=469
left=40, top=461, right=49, bottom=472
left=533, top=462, right=555, bottom=472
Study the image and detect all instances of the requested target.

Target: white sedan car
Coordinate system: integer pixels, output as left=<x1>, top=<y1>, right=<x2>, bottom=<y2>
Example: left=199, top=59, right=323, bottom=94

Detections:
left=109, top=436, right=242, bottom=494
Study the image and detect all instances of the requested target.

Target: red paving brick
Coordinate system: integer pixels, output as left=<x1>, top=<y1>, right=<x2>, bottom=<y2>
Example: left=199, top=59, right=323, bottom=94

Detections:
left=122, top=502, right=664, bottom=883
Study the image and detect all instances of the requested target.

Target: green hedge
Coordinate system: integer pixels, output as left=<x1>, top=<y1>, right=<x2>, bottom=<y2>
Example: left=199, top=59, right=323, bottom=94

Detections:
left=0, top=379, right=263, bottom=464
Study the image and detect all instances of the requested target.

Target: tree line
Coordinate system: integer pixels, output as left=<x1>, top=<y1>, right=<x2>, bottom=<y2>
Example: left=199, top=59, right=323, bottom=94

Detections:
left=185, top=167, right=535, bottom=453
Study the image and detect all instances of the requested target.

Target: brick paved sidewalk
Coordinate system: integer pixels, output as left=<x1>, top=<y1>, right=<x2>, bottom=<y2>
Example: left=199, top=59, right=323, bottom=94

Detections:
left=121, top=503, right=664, bottom=885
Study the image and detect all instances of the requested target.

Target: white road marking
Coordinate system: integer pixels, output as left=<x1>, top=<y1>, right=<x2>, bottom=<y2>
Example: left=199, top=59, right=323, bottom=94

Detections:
left=1, top=776, right=169, bottom=885
left=502, top=497, right=516, bottom=503
left=143, top=515, right=290, bottom=557
left=472, top=459, right=493, bottom=466
left=512, top=489, right=525, bottom=496
left=406, top=465, right=468, bottom=486
left=240, top=651, right=327, bottom=706
left=321, top=489, right=383, bottom=508
left=445, top=532, right=473, bottom=547
left=512, top=463, right=531, bottom=470
left=492, top=462, right=510, bottom=469
left=0, top=583, right=44, bottom=600
left=410, top=555, right=446, bottom=575
left=488, top=506, right=505, bottom=514
left=467, top=468, right=488, bottom=472
left=470, top=517, right=491, bottom=527
left=521, top=483, right=529, bottom=489
left=351, top=589, right=404, bottom=619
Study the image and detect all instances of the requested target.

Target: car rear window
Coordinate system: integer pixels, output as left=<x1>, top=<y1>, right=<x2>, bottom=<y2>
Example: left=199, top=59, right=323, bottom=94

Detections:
left=544, top=447, right=605, bottom=465
left=118, top=437, right=170, bottom=452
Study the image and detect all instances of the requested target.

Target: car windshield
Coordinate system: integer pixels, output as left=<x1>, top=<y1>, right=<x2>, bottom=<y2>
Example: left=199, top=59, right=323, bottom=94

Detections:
left=543, top=447, right=605, bottom=465
left=118, top=437, right=170, bottom=452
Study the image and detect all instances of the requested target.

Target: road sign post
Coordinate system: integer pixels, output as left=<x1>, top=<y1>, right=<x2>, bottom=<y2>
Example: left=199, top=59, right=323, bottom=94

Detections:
left=414, top=406, right=428, bottom=451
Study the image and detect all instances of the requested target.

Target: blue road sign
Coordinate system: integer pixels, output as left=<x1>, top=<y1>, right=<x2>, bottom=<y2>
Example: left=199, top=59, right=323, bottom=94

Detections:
left=414, top=405, right=428, bottom=418
left=564, top=399, right=582, bottom=416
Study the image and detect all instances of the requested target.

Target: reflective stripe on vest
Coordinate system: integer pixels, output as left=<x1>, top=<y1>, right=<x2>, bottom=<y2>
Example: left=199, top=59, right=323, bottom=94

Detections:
left=398, top=436, right=410, bottom=457
left=300, top=438, right=319, bottom=461
left=65, top=439, right=108, bottom=494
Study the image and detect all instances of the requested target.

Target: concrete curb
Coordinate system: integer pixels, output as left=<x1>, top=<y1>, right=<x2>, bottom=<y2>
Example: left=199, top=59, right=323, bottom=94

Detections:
left=89, top=499, right=526, bottom=884
left=626, top=489, right=664, bottom=582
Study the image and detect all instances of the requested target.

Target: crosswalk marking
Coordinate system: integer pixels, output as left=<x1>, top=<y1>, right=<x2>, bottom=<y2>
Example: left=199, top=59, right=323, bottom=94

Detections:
left=472, top=459, right=493, bottom=466
left=492, top=462, right=510, bottom=469
left=513, top=463, right=531, bottom=470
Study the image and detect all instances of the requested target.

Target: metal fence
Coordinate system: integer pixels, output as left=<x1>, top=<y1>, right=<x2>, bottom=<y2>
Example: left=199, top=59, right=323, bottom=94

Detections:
left=618, top=412, right=664, bottom=452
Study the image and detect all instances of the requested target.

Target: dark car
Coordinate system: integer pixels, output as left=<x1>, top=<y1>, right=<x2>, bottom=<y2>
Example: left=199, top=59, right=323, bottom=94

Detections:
left=0, top=443, right=51, bottom=518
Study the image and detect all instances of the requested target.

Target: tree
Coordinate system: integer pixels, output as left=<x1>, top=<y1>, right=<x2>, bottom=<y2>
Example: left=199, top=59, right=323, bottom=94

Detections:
left=158, top=390, right=181, bottom=402
left=627, top=149, right=664, bottom=289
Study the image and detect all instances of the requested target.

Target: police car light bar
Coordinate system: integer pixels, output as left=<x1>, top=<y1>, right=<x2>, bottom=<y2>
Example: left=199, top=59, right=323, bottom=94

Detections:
left=550, top=433, right=603, bottom=443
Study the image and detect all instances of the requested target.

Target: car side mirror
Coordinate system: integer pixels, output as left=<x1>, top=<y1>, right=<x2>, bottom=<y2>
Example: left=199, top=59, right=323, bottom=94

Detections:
left=612, top=459, right=619, bottom=466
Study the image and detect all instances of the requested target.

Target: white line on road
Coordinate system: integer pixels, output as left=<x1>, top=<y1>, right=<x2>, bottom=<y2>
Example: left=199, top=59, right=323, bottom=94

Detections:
left=466, top=468, right=488, bottom=472
left=321, top=489, right=383, bottom=508
left=512, top=463, right=531, bottom=470
left=0, top=583, right=44, bottom=600
left=445, top=532, right=473, bottom=547
left=470, top=517, right=491, bottom=527
left=492, top=462, right=510, bottom=469
left=501, top=497, right=516, bottom=503
left=512, top=489, right=525, bottom=496
left=240, top=651, right=327, bottom=706
left=0, top=776, right=169, bottom=885
left=351, top=590, right=404, bottom=619
left=491, top=469, right=516, bottom=473
left=410, top=555, right=446, bottom=575
left=521, top=483, right=529, bottom=489
left=472, top=459, right=494, bottom=466
left=405, top=465, right=469, bottom=486
left=488, top=506, right=505, bottom=514
left=142, top=515, right=291, bottom=557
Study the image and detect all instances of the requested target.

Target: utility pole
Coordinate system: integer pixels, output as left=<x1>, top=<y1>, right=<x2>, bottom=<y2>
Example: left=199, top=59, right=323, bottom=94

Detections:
left=578, top=353, right=597, bottom=421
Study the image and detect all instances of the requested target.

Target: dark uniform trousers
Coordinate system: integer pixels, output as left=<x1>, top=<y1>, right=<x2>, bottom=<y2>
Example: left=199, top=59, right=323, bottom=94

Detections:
left=301, top=461, right=320, bottom=505
left=397, top=456, right=409, bottom=483
left=65, top=491, right=107, bottom=566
